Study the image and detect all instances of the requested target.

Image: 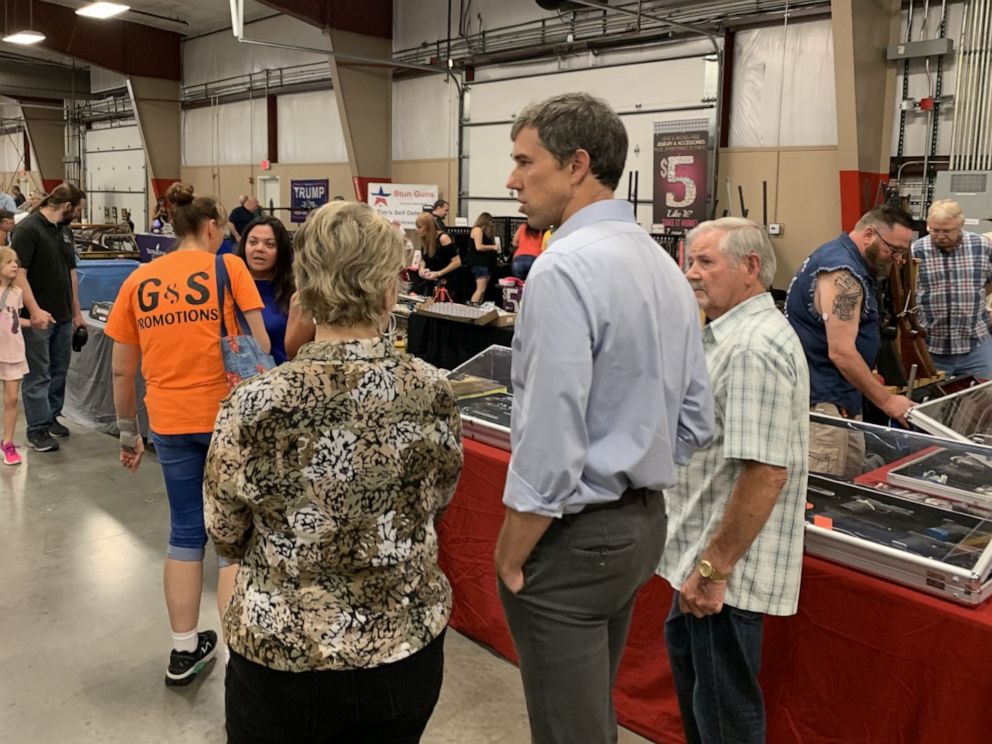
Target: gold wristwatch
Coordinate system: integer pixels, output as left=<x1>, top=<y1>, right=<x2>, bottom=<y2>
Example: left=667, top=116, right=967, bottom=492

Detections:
left=697, top=559, right=730, bottom=582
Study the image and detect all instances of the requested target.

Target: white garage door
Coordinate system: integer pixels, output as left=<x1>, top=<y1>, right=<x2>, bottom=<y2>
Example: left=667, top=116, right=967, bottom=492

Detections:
left=85, top=124, right=147, bottom=231
left=462, top=52, right=720, bottom=228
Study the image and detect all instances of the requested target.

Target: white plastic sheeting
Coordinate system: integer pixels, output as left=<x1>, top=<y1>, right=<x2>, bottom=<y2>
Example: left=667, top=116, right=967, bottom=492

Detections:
left=730, top=18, right=837, bottom=147
left=182, top=15, right=329, bottom=88
left=277, top=91, right=347, bottom=163
left=182, top=99, right=267, bottom=167
left=393, top=75, right=459, bottom=160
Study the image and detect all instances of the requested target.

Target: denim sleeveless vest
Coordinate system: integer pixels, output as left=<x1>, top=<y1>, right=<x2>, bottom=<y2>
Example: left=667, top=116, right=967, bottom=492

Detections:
left=785, top=233, right=880, bottom=415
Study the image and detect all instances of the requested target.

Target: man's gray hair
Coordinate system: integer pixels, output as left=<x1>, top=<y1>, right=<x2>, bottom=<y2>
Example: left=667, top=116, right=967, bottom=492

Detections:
left=510, top=93, right=628, bottom=191
left=686, top=217, right=777, bottom=289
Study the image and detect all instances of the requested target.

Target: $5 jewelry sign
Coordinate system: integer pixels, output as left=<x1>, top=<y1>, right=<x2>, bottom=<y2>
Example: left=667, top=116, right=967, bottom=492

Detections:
left=653, top=123, right=709, bottom=230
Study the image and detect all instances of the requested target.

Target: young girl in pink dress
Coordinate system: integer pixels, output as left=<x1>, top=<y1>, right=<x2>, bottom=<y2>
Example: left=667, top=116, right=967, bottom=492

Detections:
left=0, top=247, right=29, bottom=465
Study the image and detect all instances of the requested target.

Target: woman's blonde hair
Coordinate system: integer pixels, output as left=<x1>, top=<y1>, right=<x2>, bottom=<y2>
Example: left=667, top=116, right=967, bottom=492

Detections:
left=294, top=201, right=403, bottom=328
left=0, top=245, right=21, bottom=274
left=0, top=246, right=19, bottom=287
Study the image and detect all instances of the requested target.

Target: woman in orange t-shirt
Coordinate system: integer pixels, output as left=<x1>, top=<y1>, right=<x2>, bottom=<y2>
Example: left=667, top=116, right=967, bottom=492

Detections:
left=106, top=182, right=269, bottom=687
left=511, top=223, right=544, bottom=281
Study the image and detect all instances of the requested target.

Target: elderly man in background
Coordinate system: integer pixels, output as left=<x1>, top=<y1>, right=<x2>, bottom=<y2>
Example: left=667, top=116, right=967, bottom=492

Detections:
left=659, top=217, right=809, bottom=744
left=912, top=199, right=992, bottom=379
left=228, top=195, right=260, bottom=243
left=15, top=190, right=47, bottom=224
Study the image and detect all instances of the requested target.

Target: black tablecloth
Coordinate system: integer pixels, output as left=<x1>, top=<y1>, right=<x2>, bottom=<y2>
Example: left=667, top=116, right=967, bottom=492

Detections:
left=406, top=313, right=514, bottom=371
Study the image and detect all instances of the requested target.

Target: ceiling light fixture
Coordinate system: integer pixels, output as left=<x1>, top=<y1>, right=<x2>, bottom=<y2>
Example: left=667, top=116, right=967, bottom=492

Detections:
left=2, top=0, right=46, bottom=45
left=76, top=2, right=130, bottom=20
left=3, top=29, right=45, bottom=44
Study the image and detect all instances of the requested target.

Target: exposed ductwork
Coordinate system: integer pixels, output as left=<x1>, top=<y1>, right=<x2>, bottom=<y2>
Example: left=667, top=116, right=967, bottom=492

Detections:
left=394, top=0, right=829, bottom=67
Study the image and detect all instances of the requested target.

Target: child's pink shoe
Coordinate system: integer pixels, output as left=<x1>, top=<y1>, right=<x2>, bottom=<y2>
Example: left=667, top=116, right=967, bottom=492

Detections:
left=2, top=441, right=22, bottom=465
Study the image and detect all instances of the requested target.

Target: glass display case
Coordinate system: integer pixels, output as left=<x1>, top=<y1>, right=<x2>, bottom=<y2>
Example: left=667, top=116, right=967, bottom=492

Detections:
left=805, top=414, right=992, bottom=605
left=907, top=379, right=992, bottom=446
left=447, top=345, right=513, bottom=450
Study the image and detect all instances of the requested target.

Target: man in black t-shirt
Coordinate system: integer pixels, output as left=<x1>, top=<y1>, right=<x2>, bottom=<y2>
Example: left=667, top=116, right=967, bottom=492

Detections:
left=12, top=183, right=87, bottom=452
left=432, top=199, right=449, bottom=232
left=228, top=195, right=261, bottom=242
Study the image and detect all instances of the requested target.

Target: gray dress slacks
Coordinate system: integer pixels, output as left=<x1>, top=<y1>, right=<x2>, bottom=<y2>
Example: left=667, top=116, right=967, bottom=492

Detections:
left=498, top=489, right=667, bottom=744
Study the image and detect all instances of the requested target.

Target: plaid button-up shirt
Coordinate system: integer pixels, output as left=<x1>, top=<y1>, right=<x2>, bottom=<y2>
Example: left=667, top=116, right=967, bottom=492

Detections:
left=657, top=293, right=810, bottom=616
left=912, top=231, right=992, bottom=355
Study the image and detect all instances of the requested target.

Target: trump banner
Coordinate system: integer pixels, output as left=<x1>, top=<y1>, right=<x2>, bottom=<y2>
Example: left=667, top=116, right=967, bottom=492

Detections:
left=653, top=120, right=710, bottom=231
left=367, top=183, right=439, bottom=229
left=290, top=179, right=329, bottom=223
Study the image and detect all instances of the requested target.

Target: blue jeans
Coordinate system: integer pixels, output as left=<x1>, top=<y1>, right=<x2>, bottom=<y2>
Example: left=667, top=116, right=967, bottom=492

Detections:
left=930, top=336, right=992, bottom=380
left=512, top=255, right=537, bottom=281
left=22, top=321, right=73, bottom=435
left=151, top=432, right=213, bottom=562
left=665, top=592, right=766, bottom=744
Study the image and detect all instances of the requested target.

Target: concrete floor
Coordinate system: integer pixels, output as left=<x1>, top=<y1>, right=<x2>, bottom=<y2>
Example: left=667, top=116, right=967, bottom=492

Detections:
left=0, top=419, right=651, bottom=743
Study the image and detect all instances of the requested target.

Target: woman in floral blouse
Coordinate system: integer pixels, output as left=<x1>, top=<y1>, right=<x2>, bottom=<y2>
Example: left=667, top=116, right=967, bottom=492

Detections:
left=204, top=201, right=463, bottom=743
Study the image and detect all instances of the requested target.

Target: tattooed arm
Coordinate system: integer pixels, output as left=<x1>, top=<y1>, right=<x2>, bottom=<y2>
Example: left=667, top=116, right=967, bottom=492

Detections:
left=815, top=270, right=913, bottom=425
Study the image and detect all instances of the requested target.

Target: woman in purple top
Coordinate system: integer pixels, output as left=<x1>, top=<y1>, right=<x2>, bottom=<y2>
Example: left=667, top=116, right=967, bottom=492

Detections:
left=234, top=216, right=295, bottom=363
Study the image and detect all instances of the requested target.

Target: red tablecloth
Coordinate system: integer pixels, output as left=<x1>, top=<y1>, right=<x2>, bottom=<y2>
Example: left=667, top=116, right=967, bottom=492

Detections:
left=439, top=439, right=992, bottom=744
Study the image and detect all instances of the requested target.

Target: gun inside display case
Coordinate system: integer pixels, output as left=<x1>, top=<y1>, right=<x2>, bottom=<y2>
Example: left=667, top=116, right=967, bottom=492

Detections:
left=805, top=414, right=992, bottom=605
left=447, top=345, right=513, bottom=451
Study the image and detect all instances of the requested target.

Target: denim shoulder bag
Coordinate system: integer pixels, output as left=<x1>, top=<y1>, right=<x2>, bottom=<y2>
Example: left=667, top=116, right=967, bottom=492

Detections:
left=215, top=254, right=275, bottom=389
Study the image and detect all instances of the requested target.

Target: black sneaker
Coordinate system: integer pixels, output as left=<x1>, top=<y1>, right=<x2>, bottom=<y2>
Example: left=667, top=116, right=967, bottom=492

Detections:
left=27, top=431, right=59, bottom=452
left=48, top=419, right=70, bottom=438
left=165, top=630, right=218, bottom=687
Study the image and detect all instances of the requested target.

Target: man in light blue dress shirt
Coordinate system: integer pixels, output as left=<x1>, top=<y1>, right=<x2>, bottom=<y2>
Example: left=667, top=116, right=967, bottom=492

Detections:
left=494, top=92, right=714, bottom=744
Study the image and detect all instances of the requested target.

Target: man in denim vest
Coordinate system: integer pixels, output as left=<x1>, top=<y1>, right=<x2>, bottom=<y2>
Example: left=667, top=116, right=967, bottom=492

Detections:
left=785, top=206, right=915, bottom=478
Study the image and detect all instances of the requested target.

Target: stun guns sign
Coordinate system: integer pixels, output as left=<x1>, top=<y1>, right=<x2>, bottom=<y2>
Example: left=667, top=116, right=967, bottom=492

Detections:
left=367, top=183, right=439, bottom=229
left=653, top=125, right=709, bottom=231
left=290, top=179, right=329, bottom=223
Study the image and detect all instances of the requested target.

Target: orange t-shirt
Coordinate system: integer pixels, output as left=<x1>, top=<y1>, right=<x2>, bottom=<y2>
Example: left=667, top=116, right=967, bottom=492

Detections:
left=513, top=224, right=544, bottom=259
left=105, top=250, right=263, bottom=435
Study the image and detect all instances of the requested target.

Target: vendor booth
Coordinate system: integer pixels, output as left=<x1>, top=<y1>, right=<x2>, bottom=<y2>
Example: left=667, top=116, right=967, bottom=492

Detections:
left=441, top=348, right=992, bottom=742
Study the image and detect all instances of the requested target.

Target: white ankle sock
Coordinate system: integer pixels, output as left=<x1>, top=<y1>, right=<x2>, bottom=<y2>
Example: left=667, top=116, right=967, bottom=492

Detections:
left=172, top=628, right=198, bottom=653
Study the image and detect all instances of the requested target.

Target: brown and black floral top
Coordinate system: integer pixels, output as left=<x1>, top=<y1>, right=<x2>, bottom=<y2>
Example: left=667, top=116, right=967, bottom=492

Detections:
left=204, top=337, right=463, bottom=672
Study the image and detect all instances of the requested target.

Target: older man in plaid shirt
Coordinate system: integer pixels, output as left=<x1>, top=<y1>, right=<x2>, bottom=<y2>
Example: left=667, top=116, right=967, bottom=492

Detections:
left=658, top=218, right=809, bottom=744
left=913, top=199, right=992, bottom=380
